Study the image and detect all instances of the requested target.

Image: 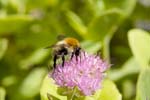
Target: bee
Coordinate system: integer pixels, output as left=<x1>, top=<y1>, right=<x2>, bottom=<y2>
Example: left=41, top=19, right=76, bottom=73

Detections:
left=46, top=36, right=81, bottom=68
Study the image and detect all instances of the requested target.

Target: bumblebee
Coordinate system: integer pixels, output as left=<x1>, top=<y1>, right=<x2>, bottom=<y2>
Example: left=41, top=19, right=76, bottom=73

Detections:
left=46, top=37, right=81, bottom=68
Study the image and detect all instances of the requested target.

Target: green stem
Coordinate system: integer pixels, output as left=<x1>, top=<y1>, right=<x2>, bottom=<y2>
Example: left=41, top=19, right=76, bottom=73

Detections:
left=103, top=36, right=111, bottom=64
left=68, top=87, right=77, bottom=100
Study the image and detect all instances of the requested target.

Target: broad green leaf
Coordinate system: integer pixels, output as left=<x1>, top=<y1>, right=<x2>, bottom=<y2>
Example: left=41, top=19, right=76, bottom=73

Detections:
left=103, top=0, right=137, bottom=17
left=65, top=11, right=87, bottom=37
left=19, top=67, right=47, bottom=98
left=0, top=38, right=8, bottom=60
left=40, top=75, right=67, bottom=100
left=0, top=15, right=33, bottom=33
left=85, top=79, right=122, bottom=100
left=87, top=9, right=124, bottom=42
left=20, top=48, right=50, bottom=70
left=0, top=87, right=6, bottom=100
left=136, top=68, right=150, bottom=100
left=98, top=79, right=122, bottom=100
left=108, top=57, right=140, bottom=81
left=128, top=29, right=150, bottom=68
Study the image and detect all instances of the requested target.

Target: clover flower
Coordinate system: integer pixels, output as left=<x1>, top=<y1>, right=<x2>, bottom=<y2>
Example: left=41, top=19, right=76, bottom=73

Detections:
left=51, top=51, right=109, bottom=96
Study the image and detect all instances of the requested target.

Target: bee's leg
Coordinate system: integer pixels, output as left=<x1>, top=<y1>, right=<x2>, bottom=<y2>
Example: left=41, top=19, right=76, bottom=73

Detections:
left=71, top=52, right=74, bottom=60
left=75, top=47, right=81, bottom=62
left=75, top=52, right=78, bottom=62
left=53, top=55, right=57, bottom=69
left=79, top=51, right=82, bottom=63
left=62, top=54, right=65, bottom=67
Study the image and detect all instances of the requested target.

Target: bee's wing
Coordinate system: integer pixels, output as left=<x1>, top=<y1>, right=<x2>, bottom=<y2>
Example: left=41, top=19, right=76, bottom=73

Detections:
left=44, top=34, right=65, bottom=49
left=44, top=44, right=56, bottom=49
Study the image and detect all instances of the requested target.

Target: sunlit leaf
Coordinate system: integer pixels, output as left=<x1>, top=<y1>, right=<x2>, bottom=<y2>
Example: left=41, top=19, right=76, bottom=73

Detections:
left=128, top=29, right=150, bottom=68
left=85, top=79, right=122, bottom=100
left=136, top=68, right=150, bottom=100
left=19, top=67, right=47, bottom=98
left=0, top=87, right=6, bottom=100
left=40, top=75, right=67, bottom=100
left=0, top=38, right=8, bottom=60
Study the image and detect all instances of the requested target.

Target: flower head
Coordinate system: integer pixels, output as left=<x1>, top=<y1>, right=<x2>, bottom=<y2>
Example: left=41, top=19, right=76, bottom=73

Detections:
left=50, top=51, right=109, bottom=95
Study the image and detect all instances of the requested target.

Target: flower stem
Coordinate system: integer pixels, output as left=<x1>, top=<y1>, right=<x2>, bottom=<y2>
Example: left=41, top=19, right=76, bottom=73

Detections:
left=103, top=36, right=111, bottom=64
left=68, top=87, right=77, bottom=100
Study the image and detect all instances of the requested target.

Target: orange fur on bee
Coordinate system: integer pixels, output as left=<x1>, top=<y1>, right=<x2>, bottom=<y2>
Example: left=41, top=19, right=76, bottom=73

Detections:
left=64, top=37, right=80, bottom=48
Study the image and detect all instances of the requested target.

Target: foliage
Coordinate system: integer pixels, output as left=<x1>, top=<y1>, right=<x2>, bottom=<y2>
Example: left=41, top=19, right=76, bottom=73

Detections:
left=0, top=0, right=150, bottom=100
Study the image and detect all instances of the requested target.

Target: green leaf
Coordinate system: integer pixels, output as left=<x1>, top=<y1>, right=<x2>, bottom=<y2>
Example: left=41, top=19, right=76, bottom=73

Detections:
left=65, top=11, right=87, bottom=37
left=0, top=87, right=6, bottom=100
left=85, top=79, right=122, bottom=100
left=98, top=79, right=122, bottom=100
left=40, top=76, right=67, bottom=100
left=19, top=48, right=50, bottom=70
left=128, top=29, right=150, bottom=68
left=0, top=15, right=33, bottom=33
left=19, top=67, right=47, bottom=98
left=87, top=9, right=124, bottom=42
left=0, top=38, right=8, bottom=60
left=81, top=41, right=102, bottom=53
left=136, top=68, right=150, bottom=100
left=103, top=0, right=137, bottom=17
left=108, top=57, right=140, bottom=81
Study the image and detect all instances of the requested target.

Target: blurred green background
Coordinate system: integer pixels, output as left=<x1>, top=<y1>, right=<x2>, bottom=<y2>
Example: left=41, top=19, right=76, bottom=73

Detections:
left=0, top=0, right=150, bottom=100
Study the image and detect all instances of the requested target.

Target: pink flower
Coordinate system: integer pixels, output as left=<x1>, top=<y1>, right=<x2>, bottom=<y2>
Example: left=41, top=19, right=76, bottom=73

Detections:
left=50, top=51, right=109, bottom=96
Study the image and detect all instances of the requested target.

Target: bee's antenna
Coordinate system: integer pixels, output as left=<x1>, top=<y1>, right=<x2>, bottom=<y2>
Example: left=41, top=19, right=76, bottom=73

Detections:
left=71, top=52, right=74, bottom=60
left=44, top=45, right=55, bottom=49
left=62, top=54, right=65, bottom=67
